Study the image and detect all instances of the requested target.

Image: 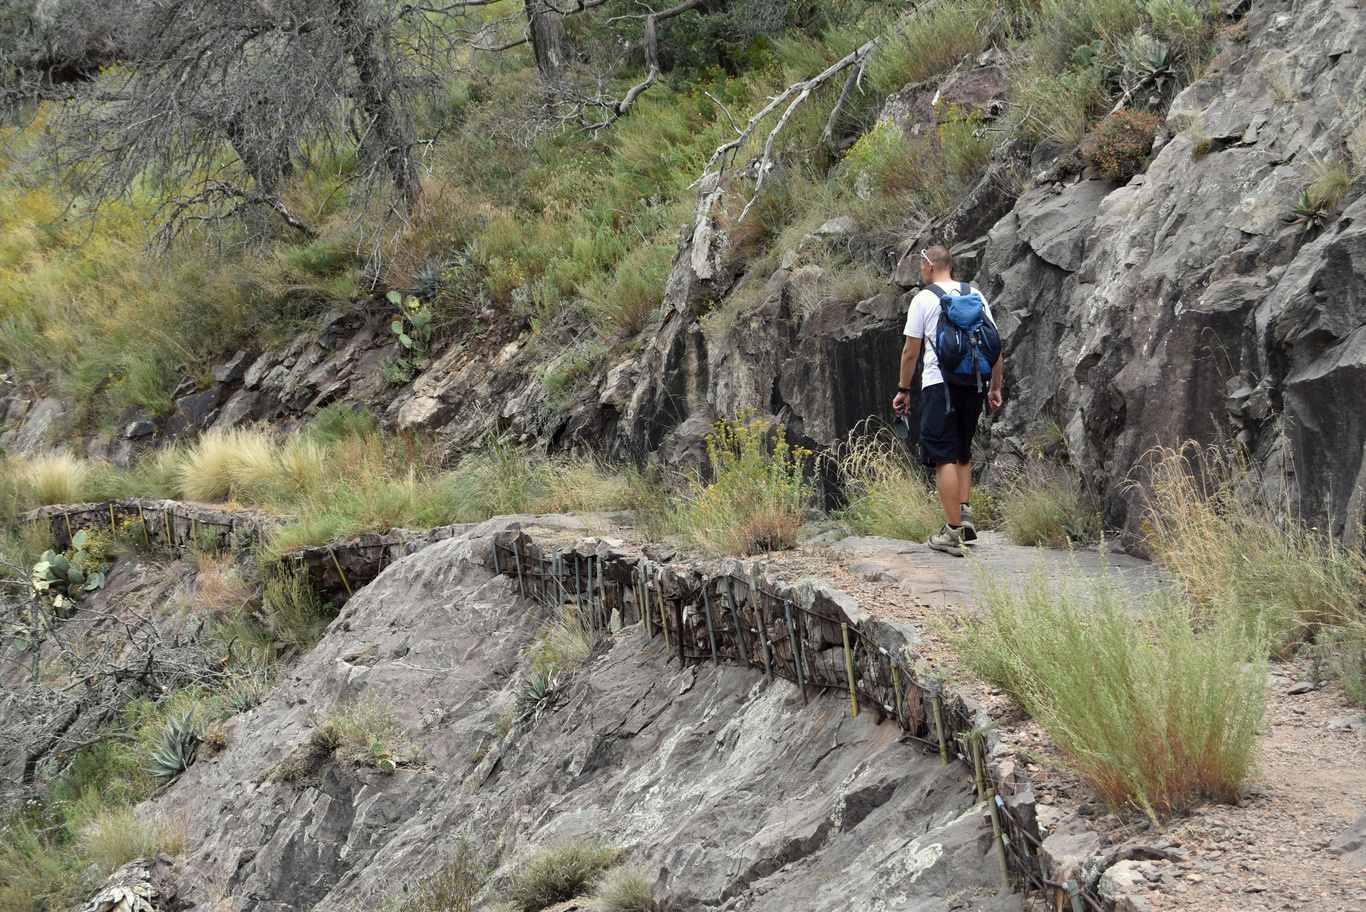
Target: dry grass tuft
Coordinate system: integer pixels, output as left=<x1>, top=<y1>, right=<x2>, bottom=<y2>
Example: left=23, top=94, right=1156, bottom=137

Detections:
left=946, top=556, right=1267, bottom=822
left=1134, top=442, right=1366, bottom=654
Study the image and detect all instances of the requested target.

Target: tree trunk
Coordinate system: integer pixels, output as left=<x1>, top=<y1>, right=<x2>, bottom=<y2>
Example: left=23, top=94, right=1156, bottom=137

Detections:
left=525, top=0, right=566, bottom=86
left=336, top=0, right=421, bottom=211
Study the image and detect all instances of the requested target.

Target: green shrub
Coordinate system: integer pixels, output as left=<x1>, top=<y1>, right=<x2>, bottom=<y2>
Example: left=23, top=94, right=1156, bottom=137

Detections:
left=946, top=558, right=1267, bottom=822
left=1080, top=109, right=1164, bottom=181
left=996, top=459, right=1102, bottom=547
left=503, top=840, right=616, bottom=912
left=682, top=410, right=812, bottom=554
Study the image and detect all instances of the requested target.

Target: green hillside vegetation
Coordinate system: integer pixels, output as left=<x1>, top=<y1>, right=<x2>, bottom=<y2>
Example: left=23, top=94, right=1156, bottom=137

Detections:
left=0, top=0, right=1226, bottom=429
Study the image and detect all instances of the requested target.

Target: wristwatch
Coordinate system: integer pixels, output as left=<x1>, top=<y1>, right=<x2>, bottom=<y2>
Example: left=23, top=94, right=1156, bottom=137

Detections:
left=897, top=385, right=911, bottom=394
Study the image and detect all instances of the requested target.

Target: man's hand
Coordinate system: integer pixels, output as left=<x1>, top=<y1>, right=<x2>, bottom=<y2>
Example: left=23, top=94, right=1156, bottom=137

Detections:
left=987, top=389, right=1002, bottom=412
left=893, top=391, right=910, bottom=414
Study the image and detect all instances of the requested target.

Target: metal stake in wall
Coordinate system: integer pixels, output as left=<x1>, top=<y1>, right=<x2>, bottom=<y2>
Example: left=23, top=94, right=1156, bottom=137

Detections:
left=931, top=693, right=950, bottom=764
left=512, top=540, right=526, bottom=600
left=754, top=593, right=774, bottom=685
left=596, top=559, right=609, bottom=630
left=673, top=586, right=686, bottom=669
left=575, top=554, right=584, bottom=610
left=971, top=732, right=987, bottom=801
left=702, top=586, right=719, bottom=666
left=329, top=548, right=354, bottom=597
left=639, top=566, right=654, bottom=638
left=841, top=623, right=859, bottom=717
left=987, top=791, right=1011, bottom=888
left=722, top=576, right=751, bottom=670
left=782, top=598, right=808, bottom=707
left=657, top=573, right=670, bottom=652
left=891, top=660, right=905, bottom=731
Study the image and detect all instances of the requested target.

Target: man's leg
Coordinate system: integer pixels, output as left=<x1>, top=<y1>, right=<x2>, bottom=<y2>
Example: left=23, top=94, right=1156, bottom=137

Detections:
left=936, top=462, right=968, bottom=525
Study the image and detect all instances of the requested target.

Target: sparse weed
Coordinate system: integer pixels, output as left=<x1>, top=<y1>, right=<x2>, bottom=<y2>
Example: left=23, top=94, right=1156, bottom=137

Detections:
left=260, top=566, right=334, bottom=653
left=995, top=458, right=1102, bottom=547
left=833, top=422, right=942, bottom=543
left=400, top=838, right=487, bottom=912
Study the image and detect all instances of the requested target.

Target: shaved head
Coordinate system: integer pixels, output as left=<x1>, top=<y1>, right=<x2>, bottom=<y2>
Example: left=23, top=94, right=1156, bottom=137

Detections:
left=924, top=245, right=952, bottom=273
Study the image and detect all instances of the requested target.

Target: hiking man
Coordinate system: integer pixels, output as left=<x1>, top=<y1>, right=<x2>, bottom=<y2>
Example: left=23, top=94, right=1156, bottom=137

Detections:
left=892, top=245, right=1003, bottom=556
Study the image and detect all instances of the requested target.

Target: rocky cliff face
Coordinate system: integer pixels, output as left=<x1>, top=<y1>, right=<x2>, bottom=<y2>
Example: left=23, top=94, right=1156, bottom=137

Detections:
left=152, top=523, right=1015, bottom=911
left=979, top=0, right=1366, bottom=538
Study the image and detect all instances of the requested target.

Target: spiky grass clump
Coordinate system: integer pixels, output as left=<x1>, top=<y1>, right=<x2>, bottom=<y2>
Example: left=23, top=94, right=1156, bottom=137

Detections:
left=527, top=606, right=595, bottom=680
left=17, top=453, right=90, bottom=506
left=945, top=558, right=1267, bottom=823
left=1136, top=442, right=1366, bottom=655
left=503, top=840, right=616, bottom=912
left=178, top=427, right=279, bottom=503
left=833, top=422, right=942, bottom=543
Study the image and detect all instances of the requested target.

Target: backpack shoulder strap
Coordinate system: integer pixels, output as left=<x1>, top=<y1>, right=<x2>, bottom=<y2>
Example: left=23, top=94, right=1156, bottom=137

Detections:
left=960, top=282, right=971, bottom=295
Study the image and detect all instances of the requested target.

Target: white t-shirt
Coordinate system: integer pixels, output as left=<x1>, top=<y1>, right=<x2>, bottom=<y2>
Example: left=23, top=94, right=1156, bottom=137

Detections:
left=903, top=282, right=994, bottom=388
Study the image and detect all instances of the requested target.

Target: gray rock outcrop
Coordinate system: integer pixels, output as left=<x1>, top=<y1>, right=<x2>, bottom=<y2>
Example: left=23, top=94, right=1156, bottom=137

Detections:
left=153, top=525, right=1017, bottom=911
left=977, top=0, right=1366, bottom=536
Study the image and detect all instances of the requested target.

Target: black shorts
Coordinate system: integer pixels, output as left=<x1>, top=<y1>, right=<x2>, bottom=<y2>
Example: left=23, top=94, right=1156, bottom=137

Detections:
left=919, top=383, right=986, bottom=466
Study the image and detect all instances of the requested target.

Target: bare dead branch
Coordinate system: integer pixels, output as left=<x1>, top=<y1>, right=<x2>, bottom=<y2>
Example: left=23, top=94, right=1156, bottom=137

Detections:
left=575, top=0, right=708, bottom=133
left=694, top=34, right=882, bottom=220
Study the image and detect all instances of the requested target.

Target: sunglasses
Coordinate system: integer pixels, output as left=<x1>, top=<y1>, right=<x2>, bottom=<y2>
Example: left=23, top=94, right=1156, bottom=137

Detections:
left=920, top=248, right=933, bottom=265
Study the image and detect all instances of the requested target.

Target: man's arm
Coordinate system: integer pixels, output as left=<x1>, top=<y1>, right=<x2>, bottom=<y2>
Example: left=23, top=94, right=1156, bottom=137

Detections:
left=987, top=358, right=1003, bottom=412
left=892, top=335, right=921, bottom=414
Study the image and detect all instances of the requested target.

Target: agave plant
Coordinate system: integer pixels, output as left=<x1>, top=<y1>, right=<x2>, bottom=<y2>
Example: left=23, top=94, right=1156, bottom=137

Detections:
left=1288, top=189, right=1332, bottom=231
left=517, top=670, right=564, bottom=722
left=150, top=712, right=202, bottom=782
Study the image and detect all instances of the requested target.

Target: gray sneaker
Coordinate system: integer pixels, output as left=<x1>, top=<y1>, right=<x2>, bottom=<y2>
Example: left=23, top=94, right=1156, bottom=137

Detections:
left=928, top=524, right=963, bottom=556
left=960, top=505, right=977, bottom=544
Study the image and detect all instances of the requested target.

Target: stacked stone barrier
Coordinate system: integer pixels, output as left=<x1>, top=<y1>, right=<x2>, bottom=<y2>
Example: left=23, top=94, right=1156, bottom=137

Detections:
left=485, top=526, right=1108, bottom=911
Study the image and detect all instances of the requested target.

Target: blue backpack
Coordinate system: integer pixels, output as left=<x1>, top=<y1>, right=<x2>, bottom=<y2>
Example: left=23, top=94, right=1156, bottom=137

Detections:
left=928, top=282, right=1001, bottom=391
